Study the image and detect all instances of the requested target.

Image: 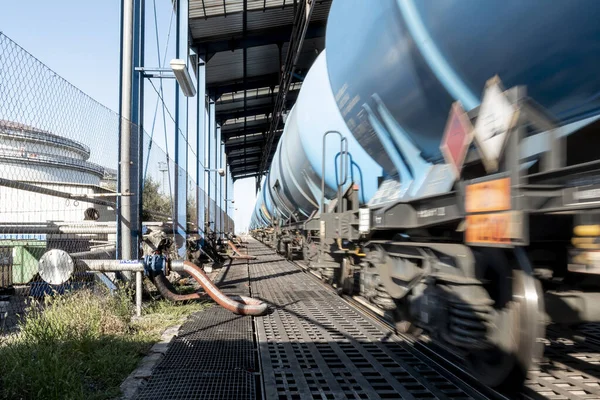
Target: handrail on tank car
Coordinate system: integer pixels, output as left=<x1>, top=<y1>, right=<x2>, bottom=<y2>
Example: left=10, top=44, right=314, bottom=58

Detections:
left=321, top=130, right=349, bottom=214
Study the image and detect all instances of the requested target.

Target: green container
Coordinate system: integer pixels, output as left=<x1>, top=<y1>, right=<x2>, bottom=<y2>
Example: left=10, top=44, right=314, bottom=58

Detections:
left=0, top=236, right=47, bottom=285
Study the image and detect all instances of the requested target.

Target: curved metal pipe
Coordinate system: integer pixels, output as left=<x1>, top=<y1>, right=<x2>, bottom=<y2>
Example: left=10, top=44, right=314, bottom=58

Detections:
left=150, top=272, right=203, bottom=302
left=177, top=261, right=267, bottom=316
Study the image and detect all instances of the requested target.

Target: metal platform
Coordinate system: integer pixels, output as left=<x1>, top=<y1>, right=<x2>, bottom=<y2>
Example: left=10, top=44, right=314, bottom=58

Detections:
left=133, top=240, right=600, bottom=400
left=134, top=257, right=258, bottom=400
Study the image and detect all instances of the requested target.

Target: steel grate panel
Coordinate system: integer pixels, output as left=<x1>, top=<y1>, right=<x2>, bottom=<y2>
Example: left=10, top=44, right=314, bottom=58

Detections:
left=524, top=332, right=600, bottom=400
left=134, top=262, right=258, bottom=400
left=135, top=370, right=256, bottom=400
left=245, top=240, right=481, bottom=400
left=134, top=239, right=600, bottom=399
left=156, top=338, right=256, bottom=372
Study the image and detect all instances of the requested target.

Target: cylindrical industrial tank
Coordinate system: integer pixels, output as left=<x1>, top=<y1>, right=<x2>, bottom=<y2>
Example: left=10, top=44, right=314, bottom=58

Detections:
left=258, top=50, right=383, bottom=226
left=293, top=51, right=383, bottom=207
left=253, top=181, right=273, bottom=227
left=267, top=139, right=297, bottom=220
left=325, top=0, right=600, bottom=175
left=261, top=178, right=274, bottom=223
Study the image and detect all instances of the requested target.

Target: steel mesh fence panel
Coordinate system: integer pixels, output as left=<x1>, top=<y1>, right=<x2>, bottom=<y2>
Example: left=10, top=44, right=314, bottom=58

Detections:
left=142, top=130, right=175, bottom=225
left=0, top=34, right=154, bottom=336
left=187, top=174, right=198, bottom=234
left=0, top=33, right=125, bottom=333
left=0, top=32, right=231, bottom=335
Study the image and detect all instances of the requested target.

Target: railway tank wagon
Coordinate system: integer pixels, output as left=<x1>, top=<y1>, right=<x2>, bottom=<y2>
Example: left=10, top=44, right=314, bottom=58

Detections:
left=252, top=50, right=384, bottom=257
left=325, top=0, right=600, bottom=176
left=252, top=0, right=600, bottom=389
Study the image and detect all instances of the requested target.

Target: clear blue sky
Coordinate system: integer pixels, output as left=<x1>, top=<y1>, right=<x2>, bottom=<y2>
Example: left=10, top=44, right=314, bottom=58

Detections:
left=0, top=1, right=122, bottom=111
left=0, top=0, right=256, bottom=233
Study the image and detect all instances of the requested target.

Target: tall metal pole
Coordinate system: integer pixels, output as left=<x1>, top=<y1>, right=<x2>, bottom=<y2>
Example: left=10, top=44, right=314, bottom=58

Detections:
left=119, top=0, right=134, bottom=261
left=208, top=100, right=216, bottom=231
left=135, top=0, right=145, bottom=254
left=224, top=158, right=228, bottom=234
left=174, top=0, right=189, bottom=257
left=217, top=126, right=222, bottom=236
left=196, top=53, right=206, bottom=235
left=220, top=141, right=225, bottom=236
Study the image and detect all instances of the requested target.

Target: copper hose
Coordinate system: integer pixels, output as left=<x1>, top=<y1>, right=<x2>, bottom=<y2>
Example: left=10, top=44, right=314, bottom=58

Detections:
left=176, top=261, right=268, bottom=316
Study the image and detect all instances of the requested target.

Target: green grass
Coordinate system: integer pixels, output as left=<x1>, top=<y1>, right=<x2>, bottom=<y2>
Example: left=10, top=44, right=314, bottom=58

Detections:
left=0, top=285, right=207, bottom=400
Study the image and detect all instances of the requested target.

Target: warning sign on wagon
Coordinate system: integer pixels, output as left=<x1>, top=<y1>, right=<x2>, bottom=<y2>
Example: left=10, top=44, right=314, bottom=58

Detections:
left=440, top=102, right=474, bottom=179
left=465, top=212, right=513, bottom=245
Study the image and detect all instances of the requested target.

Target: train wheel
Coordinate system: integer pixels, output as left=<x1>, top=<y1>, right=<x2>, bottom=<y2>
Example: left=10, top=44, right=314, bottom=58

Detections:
left=467, top=249, right=545, bottom=389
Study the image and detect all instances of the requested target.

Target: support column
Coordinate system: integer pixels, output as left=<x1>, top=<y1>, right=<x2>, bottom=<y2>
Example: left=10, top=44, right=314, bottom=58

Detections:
left=224, top=158, right=229, bottom=234
left=118, top=0, right=143, bottom=262
left=174, top=0, right=189, bottom=257
left=222, top=142, right=226, bottom=235
left=207, top=99, right=215, bottom=232
left=196, top=53, right=206, bottom=236
left=133, top=0, right=144, bottom=258
left=216, top=125, right=222, bottom=236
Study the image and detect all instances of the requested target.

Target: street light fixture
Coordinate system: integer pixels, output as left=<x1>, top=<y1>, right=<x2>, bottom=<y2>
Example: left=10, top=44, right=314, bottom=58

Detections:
left=205, top=168, right=225, bottom=177
left=170, top=59, right=196, bottom=97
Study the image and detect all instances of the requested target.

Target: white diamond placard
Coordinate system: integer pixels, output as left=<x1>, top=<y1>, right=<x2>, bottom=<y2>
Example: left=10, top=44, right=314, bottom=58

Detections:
left=474, top=76, right=518, bottom=172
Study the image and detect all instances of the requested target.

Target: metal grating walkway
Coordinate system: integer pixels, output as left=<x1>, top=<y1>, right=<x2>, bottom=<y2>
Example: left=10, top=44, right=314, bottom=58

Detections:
left=131, top=239, right=600, bottom=399
left=134, top=257, right=258, bottom=400
left=134, top=240, right=487, bottom=399
left=247, top=240, right=482, bottom=400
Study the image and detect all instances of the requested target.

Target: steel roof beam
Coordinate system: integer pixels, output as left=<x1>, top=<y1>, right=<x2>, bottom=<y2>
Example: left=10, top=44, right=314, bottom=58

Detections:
left=221, top=119, right=274, bottom=134
left=231, top=171, right=264, bottom=181
left=216, top=87, right=299, bottom=106
left=258, top=0, right=316, bottom=178
left=216, top=99, right=296, bottom=123
left=230, top=156, right=260, bottom=165
left=193, top=23, right=326, bottom=54
left=230, top=163, right=260, bottom=172
left=227, top=147, right=263, bottom=157
left=208, top=73, right=303, bottom=99
left=225, top=135, right=265, bottom=148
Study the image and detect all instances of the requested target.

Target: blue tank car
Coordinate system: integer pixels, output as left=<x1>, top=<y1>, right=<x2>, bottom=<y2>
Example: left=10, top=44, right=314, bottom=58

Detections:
left=325, top=0, right=600, bottom=175
left=251, top=0, right=600, bottom=390
left=253, top=51, right=383, bottom=226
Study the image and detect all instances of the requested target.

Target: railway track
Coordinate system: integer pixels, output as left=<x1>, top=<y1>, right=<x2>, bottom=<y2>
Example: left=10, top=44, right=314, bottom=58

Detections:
left=271, top=246, right=600, bottom=400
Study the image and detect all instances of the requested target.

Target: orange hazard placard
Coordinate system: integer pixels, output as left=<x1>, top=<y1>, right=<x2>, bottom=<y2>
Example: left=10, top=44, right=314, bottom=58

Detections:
left=465, top=177, right=511, bottom=213
left=465, top=212, right=513, bottom=245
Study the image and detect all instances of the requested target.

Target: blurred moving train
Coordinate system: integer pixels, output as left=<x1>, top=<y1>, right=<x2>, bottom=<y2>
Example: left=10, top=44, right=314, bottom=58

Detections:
left=250, top=0, right=600, bottom=387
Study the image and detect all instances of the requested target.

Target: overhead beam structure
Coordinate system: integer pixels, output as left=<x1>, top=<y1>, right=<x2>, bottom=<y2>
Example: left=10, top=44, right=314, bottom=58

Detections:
left=189, top=0, right=331, bottom=181
left=257, top=0, right=317, bottom=188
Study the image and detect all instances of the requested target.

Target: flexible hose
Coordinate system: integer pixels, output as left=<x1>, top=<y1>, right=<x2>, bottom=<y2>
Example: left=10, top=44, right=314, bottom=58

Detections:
left=150, top=272, right=202, bottom=302
left=178, top=261, right=268, bottom=316
left=150, top=260, right=268, bottom=316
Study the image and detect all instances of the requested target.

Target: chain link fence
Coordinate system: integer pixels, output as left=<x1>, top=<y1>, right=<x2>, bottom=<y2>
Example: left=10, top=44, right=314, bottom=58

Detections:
left=0, top=33, right=124, bottom=333
left=0, top=32, right=228, bottom=335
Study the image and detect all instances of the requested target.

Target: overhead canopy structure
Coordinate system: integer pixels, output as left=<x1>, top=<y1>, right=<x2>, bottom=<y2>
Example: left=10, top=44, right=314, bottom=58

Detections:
left=190, top=0, right=332, bottom=182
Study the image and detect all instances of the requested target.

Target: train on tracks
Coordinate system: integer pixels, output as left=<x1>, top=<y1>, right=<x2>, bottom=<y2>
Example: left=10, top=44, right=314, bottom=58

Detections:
left=250, top=0, right=600, bottom=388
